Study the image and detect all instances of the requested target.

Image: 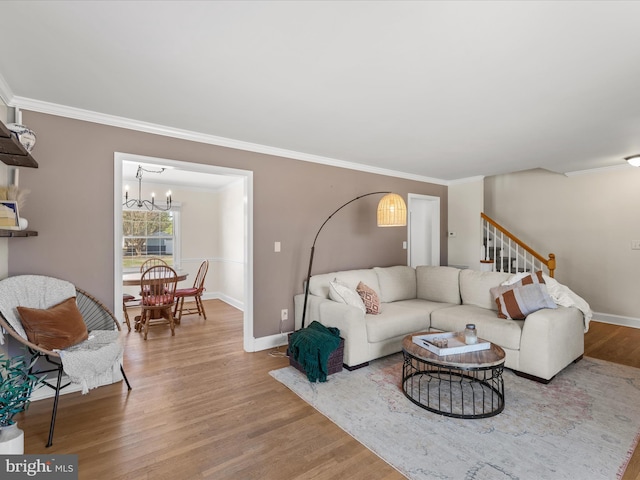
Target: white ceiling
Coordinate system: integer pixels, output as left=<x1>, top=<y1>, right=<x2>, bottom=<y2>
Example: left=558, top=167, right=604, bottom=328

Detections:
left=2, top=1, right=640, bottom=183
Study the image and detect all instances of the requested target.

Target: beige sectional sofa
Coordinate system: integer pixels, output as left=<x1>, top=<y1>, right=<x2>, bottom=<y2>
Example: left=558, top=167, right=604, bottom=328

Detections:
left=293, top=265, right=587, bottom=382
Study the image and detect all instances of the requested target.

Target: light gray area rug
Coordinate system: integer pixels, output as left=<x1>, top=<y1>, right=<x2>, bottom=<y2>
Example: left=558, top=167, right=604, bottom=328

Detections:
left=270, top=355, right=640, bottom=480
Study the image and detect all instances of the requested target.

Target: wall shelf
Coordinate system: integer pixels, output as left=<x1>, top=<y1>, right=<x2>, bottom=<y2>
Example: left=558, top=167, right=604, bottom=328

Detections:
left=0, top=230, right=38, bottom=238
left=0, top=120, right=38, bottom=168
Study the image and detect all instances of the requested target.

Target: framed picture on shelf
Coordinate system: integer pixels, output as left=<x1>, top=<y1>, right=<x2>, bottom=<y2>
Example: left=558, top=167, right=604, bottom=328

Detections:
left=0, top=201, right=20, bottom=230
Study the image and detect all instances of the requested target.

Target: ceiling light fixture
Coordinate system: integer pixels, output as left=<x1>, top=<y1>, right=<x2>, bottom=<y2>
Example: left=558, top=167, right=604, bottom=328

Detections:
left=123, top=165, right=172, bottom=211
left=625, top=155, right=640, bottom=167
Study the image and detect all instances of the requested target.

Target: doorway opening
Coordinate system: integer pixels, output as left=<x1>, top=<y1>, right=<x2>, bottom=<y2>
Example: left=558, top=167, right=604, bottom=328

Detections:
left=407, top=194, right=441, bottom=267
left=113, top=153, right=255, bottom=351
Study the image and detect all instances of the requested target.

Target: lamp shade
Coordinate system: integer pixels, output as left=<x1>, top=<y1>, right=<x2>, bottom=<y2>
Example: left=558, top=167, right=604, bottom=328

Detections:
left=377, top=193, right=407, bottom=227
left=625, top=155, right=640, bottom=167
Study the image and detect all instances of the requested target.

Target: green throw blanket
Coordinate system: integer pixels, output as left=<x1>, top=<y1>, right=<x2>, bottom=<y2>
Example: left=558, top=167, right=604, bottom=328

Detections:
left=289, top=321, right=341, bottom=383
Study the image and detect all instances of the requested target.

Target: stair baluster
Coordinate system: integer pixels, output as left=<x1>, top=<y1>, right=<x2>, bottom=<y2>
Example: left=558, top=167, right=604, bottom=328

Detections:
left=481, top=213, right=556, bottom=278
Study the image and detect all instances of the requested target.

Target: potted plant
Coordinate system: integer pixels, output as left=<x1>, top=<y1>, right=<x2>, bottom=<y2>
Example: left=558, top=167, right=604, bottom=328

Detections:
left=0, top=353, right=42, bottom=454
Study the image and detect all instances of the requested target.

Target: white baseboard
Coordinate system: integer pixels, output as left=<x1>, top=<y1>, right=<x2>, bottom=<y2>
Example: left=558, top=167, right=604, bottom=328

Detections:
left=202, top=291, right=244, bottom=311
left=252, top=331, right=292, bottom=352
left=592, top=312, right=640, bottom=329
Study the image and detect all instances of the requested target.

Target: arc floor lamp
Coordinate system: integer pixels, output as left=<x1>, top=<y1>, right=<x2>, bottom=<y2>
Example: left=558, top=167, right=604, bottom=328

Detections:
left=300, top=191, right=407, bottom=329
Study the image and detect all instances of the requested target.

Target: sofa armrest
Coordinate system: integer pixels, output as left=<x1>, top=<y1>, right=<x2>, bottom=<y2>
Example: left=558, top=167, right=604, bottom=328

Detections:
left=518, top=306, right=584, bottom=380
left=318, top=300, right=368, bottom=366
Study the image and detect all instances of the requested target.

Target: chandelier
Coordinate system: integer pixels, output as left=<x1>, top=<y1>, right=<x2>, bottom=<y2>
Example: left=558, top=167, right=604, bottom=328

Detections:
left=123, top=165, right=172, bottom=211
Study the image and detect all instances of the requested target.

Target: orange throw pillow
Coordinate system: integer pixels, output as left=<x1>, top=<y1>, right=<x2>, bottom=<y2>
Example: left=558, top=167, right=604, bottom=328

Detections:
left=17, top=297, right=89, bottom=350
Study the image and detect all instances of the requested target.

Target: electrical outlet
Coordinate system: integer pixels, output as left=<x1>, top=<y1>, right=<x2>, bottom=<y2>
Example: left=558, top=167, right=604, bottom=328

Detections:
left=632, top=240, right=640, bottom=250
left=281, top=309, right=288, bottom=321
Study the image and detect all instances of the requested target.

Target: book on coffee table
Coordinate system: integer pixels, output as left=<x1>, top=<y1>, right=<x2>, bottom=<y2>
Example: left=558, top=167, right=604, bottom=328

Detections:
left=412, top=332, right=490, bottom=356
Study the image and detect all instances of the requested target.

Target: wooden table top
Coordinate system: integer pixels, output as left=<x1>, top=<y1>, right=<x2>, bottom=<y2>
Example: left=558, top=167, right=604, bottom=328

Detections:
left=403, top=332, right=505, bottom=369
left=123, top=271, right=188, bottom=286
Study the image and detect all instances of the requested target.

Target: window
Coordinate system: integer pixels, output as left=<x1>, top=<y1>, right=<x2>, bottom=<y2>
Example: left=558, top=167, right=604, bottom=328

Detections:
left=122, top=208, right=180, bottom=272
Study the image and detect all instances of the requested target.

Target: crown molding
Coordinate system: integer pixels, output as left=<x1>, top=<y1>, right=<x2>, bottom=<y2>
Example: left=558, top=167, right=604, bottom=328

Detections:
left=11, top=95, right=450, bottom=186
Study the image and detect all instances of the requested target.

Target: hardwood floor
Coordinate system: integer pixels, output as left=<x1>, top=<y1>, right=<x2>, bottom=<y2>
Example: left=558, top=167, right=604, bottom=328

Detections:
left=16, top=302, right=640, bottom=479
left=20, top=300, right=403, bottom=480
left=584, top=321, right=640, bottom=480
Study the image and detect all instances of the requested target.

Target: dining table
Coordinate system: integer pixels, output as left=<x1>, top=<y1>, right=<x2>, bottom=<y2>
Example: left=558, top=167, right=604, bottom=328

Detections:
left=122, top=271, right=189, bottom=286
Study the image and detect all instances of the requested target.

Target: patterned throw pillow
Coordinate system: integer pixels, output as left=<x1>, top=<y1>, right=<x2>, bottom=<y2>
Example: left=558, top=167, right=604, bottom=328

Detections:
left=329, top=279, right=366, bottom=314
left=519, top=271, right=545, bottom=285
left=357, top=281, right=381, bottom=315
left=490, top=271, right=545, bottom=304
left=490, top=272, right=556, bottom=320
left=492, top=284, right=557, bottom=320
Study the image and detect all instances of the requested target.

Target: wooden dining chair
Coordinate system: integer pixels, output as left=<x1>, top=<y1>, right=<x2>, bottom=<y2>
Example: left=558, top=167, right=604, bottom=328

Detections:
left=136, top=265, right=178, bottom=340
left=137, top=257, right=169, bottom=298
left=140, top=257, right=169, bottom=272
left=122, top=293, right=137, bottom=332
left=173, top=260, right=209, bottom=324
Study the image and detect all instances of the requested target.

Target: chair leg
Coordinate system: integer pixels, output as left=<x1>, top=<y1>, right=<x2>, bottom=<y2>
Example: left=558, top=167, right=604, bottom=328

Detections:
left=143, top=311, right=150, bottom=341
left=168, top=309, right=175, bottom=336
left=174, top=297, right=184, bottom=324
left=120, top=365, right=132, bottom=391
left=198, top=295, right=207, bottom=320
left=46, top=364, right=64, bottom=448
left=122, top=302, right=132, bottom=332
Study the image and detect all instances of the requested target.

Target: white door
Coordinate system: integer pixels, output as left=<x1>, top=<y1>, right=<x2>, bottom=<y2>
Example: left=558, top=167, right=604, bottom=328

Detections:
left=408, top=194, right=440, bottom=267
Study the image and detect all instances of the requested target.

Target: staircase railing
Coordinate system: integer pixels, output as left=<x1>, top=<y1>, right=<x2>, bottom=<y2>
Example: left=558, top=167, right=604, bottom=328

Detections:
left=481, top=213, right=556, bottom=278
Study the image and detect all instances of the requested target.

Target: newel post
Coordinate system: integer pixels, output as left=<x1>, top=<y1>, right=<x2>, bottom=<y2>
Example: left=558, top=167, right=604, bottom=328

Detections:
left=548, top=253, right=556, bottom=278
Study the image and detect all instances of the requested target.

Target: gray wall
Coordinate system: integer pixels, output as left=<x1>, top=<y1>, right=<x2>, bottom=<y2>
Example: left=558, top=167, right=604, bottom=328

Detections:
left=9, top=111, right=447, bottom=339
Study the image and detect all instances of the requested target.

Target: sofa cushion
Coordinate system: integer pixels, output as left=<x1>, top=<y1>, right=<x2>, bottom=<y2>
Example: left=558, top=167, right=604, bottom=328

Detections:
left=365, top=303, right=430, bottom=343
left=393, top=298, right=456, bottom=316
left=459, top=269, right=513, bottom=310
left=329, top=279, right=366, bottom=314
left=357, top=281, right=380, bottom=314
left=416, top=266, right=461, bottom=304
left=374, top=266, right=417, bottom=302
left=309, top=269, right=380, bottom=299
left=430, top=304, right=523, bottom=350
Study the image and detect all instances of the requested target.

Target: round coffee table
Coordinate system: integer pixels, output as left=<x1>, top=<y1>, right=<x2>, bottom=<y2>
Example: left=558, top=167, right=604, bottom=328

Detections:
left=402, top=332, right=505, bottom=419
